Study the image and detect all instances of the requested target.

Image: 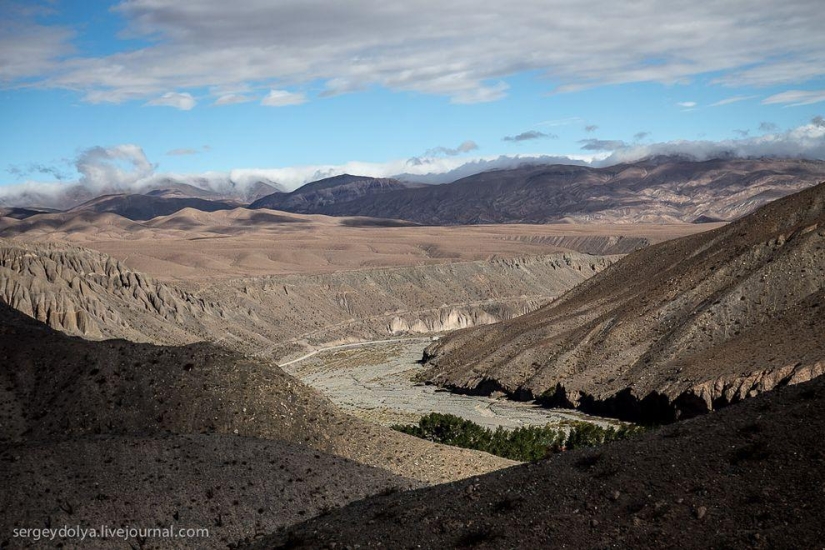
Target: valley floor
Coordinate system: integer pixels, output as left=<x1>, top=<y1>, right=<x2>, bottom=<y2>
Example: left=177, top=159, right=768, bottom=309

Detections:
left=280, top=339, right=618, bottom=429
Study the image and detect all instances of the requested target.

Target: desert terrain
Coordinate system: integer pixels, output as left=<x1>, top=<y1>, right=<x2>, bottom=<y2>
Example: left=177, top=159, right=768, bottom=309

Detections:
left=0, top=206, right=716, bottom=281
left=0, top=163, right=823, bottom=549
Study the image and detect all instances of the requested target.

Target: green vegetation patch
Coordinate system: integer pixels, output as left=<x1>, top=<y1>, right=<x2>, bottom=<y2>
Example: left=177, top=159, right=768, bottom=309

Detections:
left=393, top=413, right=645, bottom=462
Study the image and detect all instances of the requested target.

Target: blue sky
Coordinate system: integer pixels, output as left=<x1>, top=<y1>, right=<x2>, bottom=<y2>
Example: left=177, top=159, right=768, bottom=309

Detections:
left=1, top=0, right=824, bottom=194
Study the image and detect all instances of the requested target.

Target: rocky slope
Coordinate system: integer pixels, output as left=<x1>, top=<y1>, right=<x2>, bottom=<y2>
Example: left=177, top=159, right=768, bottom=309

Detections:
left=0, top=302, right=514, bottom=547
left=262, top=158, right=825, bottom=224
left=250, top=174, right=424, bottom=213
left=255, top=375, right=825, bottom=550
left=0, top=238, right=221, bottom=343
left=423, top=182, right=825, bottom=422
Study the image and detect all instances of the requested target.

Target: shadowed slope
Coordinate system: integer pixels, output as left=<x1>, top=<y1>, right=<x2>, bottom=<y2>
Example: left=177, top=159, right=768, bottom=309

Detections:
left=0, top=303, right=514, bottom=485
left=70, top=193, right=238, bottom=220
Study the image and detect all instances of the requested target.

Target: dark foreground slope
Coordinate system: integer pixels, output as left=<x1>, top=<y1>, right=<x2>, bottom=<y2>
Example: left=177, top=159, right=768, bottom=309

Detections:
left=253, top=376, right=825, bottom=550
left=255, top=158, right=825, bottom=224
left=0, top=304, right=416, bottom=548
left=0, top=304, right=512, bottom=484
left=2, top=435, right=413, bottom=550
left=0, top=303, right=513, bottom=548
left=423, top=182, right=825, bottom=422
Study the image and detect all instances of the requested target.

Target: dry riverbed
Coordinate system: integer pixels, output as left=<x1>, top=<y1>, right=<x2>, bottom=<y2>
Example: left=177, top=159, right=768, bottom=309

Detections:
left=280, top=339, right=618, bottom=429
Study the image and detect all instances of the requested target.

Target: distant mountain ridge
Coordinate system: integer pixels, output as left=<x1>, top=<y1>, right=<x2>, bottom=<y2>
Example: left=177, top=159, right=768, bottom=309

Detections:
left=69, top=193, right=239, bottom=221
left=250, top=174, right=425, bottom=213
left=0, top=177, right=285, bottom=210
left=253, top=158, right=825, bottom=224
left=4, top=158, right=824, bottom=224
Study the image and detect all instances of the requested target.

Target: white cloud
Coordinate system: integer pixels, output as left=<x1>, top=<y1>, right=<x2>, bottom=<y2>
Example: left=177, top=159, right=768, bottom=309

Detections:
left=423, top=140, right=479, bottom=157
left=449, top=81, right=509, bottom=104
left=0, top=5, right=74, bottom=83
left=580, top=139, right=627, bottom=151
left=677, top=101, right=697, bottom=108
left=762, top=89, right=825, bottom=107
left=214, top=93, right=253, bottom=105
left=146, top=92, right=196, bottom=110
left=503, top=131, right=556, bottom=142
left=166, top=148, right=199, bottom=156
left=75, top=144, right=155, bottom=191
left=5, top=0, right=822, bottom=104
left=599, top=117, right=825, bottom=164
left=710, top=95, right=757, bottom=107
left=261, top=89, right=307, bottom=107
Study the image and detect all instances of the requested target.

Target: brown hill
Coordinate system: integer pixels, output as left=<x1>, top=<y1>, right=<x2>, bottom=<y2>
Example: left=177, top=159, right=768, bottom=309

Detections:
left=255, top=375, right=825, bottom=550
left=249, top=174, right=424, bottom=212
left=422, top=182, right=825, bottom=422
left=0, top=237, right=224, bottom=343
left=259, top=158, right=825, bottom=224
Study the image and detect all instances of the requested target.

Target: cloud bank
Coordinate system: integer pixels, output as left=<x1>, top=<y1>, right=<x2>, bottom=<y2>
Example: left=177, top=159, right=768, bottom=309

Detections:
left=2, top=118, right=824, bottom=208
left=3, top=0, right=823, bottom=106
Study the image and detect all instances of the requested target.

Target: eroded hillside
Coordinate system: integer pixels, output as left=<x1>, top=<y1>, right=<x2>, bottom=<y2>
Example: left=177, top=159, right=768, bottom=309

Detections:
left=424, top=182, right=825, bottom=422
left=0, top=238, right=617, bottom=358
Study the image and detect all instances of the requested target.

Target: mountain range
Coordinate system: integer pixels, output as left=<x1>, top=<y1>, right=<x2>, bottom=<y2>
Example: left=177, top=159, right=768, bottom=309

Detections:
left=249, top=157, right=825, bottom=224
left=4, top=158, right=825, bottom=226
left=249, top=174, right=425, bottom=212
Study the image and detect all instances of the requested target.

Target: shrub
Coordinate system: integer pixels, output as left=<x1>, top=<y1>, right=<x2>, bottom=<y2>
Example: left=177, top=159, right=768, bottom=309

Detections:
left=393, top=413, right=644, bottom=462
